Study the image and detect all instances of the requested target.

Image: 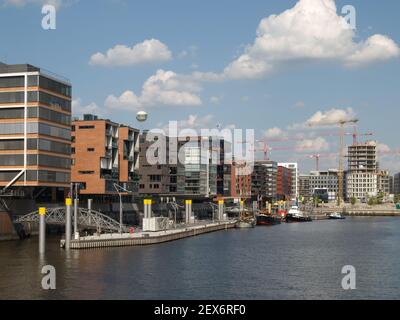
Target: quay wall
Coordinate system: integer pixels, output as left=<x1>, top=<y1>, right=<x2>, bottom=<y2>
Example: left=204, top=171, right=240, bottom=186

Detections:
left=62, top=222, right=236, bottom=250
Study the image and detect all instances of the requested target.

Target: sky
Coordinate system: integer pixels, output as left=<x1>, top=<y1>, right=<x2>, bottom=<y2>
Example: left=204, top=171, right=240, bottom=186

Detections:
left=0, top=0, right=399, bottom=173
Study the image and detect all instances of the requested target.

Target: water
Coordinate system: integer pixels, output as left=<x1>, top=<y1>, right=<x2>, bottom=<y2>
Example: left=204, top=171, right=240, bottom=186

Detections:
left=0, top=217, right=399, bottom=300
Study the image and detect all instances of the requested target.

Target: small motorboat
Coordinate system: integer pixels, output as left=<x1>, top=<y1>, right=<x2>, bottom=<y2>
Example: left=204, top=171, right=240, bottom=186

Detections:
left=328, top=212, right=346, bottom=220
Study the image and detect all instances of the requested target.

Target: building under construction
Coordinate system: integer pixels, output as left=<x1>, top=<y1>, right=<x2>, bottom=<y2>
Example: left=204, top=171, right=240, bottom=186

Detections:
left=346, top=141, right=378, bottom=201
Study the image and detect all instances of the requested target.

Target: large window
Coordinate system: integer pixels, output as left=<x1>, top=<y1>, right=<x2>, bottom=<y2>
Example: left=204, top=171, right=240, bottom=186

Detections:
left=0, top=108, right=24, bottom=119
left=32, top=139, right=70, bottom=154
left=28, top=91, right=71, bottom=112
left=0, top=139, right=24, bottom=150
left=0, top=91, right=24, bottom=103
left=0, top=171, right=22, bottom=181
left=28, top=107, right=71, bottom=125
left=0, top=154, right=24, bottom=166
left=39, top=76, right=71, bottom=97
left=38, top=123, right=71, bottom=140
left=0, top=76, right=24, bottom=88
left=27, top=170, right=70, bottom=183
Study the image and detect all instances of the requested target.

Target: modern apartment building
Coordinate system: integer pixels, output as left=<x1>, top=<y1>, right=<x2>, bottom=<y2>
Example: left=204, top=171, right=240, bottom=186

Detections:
left=71, top=114, right=139, bottom=196
left=0, top=63, right=71, bottom=199
left=228, top=160, right=252, bottom=200
left=251, top=160, right=277, bottom=203
left=277, top=165, right=292, bottom=201
left=346, top=141, right=378, bottom=200
left=138, top=132, right=175, bottom=195
left=278, top=162, right=298, bottom=199
left=309, top=169, right=339, bottom=201
left=393, top=173, right=400, bottom=195
left=299, top=174, right=311, bottom=201
left=139, top=133, right=230, bottom=199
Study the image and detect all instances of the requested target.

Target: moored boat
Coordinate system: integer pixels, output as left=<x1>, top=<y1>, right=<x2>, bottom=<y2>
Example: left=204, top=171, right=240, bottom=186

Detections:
left=236, top=218, right=256, bottom=228
left=285, top=206, right=312, bottom=223
left=256, top=214, right=281, bottom=226
left=328, top=212, right=346, bottom=220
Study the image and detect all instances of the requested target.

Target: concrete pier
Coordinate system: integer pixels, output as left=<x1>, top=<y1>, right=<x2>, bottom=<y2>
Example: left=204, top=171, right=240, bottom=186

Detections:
left=60, top=221, right=236, bottom=250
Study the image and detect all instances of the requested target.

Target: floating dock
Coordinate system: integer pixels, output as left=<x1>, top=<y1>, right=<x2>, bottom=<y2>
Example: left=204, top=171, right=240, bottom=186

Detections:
left=60, top=221, right=236, bottom=250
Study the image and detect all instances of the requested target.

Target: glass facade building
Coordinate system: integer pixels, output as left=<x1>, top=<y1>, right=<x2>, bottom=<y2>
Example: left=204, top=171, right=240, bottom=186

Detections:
left=0, top=63, right=71, bottom=188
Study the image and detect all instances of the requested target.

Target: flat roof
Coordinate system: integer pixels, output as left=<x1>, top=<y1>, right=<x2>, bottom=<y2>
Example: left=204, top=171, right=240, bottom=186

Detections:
left=0, top=62, right=70, bottom=85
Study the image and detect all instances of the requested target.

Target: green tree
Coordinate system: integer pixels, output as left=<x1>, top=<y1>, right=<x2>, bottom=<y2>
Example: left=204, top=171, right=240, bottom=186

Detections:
left=394, top=194, right=400, bottom=204
left=351, top=197, right=357, bottom=206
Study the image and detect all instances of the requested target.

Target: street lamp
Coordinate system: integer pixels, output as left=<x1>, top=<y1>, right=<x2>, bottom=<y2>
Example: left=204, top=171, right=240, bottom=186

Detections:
left=113, top=183, right=133, bottom=233
left=168, top=202, right=178, bottom=229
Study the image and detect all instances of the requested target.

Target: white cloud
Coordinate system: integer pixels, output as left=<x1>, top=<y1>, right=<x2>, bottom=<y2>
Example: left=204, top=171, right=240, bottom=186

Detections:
left=296, top=137, right=329, bottom=152
left=220, top=0, right=399, bottom=79
left=72, top=98, right=106, bottom=117
left=264, top=127, right=287, bottom=139
left=346, top=34, right=400, bottom=67
left=105, top=69, right=202, bottom=110
left=89, top=39, right=172, bottom=66
left=305, top=108, right=356, bottom=127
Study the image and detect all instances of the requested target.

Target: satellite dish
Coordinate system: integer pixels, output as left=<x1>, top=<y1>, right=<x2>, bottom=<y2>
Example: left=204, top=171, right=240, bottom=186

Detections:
left=136, top=111, right=148, bottom=122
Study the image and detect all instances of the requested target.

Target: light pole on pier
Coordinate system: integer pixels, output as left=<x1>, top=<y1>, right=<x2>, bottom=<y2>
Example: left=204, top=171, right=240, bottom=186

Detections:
left=114, top=183, right=133, bottom=233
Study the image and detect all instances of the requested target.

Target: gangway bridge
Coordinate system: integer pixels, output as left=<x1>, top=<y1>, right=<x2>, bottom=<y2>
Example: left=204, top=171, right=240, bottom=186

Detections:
left=14, top=207, right=128, bottom=233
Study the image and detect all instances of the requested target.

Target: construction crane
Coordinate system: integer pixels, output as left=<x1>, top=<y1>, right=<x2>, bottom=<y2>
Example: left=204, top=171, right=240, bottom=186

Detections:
left=306, top=153, right=338, bottom=171
left=309, top=154, right=321, bottom=171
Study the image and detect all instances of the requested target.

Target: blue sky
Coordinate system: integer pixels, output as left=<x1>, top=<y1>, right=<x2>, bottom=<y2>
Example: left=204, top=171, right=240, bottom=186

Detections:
left=1, top=0, right=399, bottom=173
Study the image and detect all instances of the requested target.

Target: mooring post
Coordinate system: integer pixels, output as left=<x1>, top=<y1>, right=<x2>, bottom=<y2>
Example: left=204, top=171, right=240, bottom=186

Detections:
left=218, top=200, right=224, bottom=221
left=38, top=207, right=46, bottom=254
left=65, top=198, right=72, bottom=250
left=185, top=200, right=192, bottom=224
left=240, top=200, right=244, bottom=213
left=88, top=199, right=92, bottom=226
left=74, top=198, right=79, bottom=240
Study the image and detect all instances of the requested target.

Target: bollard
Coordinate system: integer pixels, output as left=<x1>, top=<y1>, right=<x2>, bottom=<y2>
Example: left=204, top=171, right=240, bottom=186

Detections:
left=38, top=207, right=46, bottom=254
left=65, top=198, right=72, bottom=250
left=74, top=198, right=79, bottom=240
left=88, top=199, right=92, bottom=226
left=240, top=200, right=244, bottom=213
left=218, top=200, right=224, bottom=221
left=185, top=200, right=192, bottom=224
left=144, top=199, right=152, bottom=218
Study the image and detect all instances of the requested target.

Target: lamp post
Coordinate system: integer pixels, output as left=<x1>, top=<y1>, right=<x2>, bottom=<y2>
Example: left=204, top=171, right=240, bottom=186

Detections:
left=113, top=183, right=133, bottom=234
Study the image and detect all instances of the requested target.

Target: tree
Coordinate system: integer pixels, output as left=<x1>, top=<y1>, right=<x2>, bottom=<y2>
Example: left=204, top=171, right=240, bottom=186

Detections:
left=394, top=194, right=400, bottom=204
left=351, top=197, right=357, bottom=206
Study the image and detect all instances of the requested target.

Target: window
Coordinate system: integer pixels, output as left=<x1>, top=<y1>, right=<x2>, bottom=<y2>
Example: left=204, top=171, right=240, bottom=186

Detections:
left=87, top=148, right=95, bottom=152
left=0, top=76, right=24, bottom=88
left=39, top=76, right=71, bottom=97
left=78, top=171, right=95, bottom=175
left=79, top=125, right=95, bottom=129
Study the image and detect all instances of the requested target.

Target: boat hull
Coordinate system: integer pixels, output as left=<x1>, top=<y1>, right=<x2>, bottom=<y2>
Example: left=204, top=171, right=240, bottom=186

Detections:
left=256, top=215, right=281, bottom=226
left=236, top=220, right=256, bottom=228
left=285, top=214, right=312, bottom=223
left=328, top=216, right=346, bottom=220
